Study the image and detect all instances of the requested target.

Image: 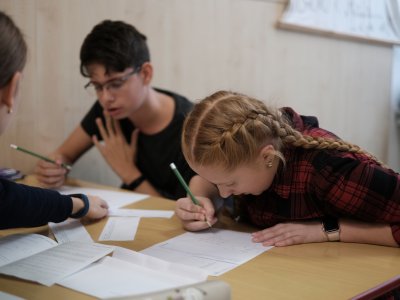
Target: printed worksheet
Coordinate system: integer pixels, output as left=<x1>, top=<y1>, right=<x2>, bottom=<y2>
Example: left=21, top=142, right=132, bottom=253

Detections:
left=141, top=228, right=273, bottom=276
left=0, top=234, right=114, bottom=286
left=48, top=219, right=93, bottom=244
left=99, top=217, right=140, bottom=241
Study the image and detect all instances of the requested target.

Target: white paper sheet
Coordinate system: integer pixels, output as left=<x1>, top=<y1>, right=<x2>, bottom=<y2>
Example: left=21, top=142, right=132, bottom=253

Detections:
left=141, top=228, right=273, bottom=276
left=57, top=185, right=149, bottom=208
left=48, top=219, right=93, bottom=243
left=98, top=217, right=140, bottom=241
left=58, top=247, right=207, bottom=299
left=0, top=240, right=114, bottom=286
left=0, top=234, right=57, bottom=267
left=108, top=208, right=174, bottom=218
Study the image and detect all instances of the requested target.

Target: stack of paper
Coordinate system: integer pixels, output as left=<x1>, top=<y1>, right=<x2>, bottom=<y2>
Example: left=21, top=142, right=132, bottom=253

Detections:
left=56, top=186, right=174, bottom=242
left=59, top=247, right=208, bottom=298
left=0, top=234, right=114, bottom=286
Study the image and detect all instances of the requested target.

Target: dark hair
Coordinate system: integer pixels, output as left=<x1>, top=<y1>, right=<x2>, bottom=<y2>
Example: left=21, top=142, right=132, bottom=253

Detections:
left=0, top=11, right=27, bottom=88
left=80, top=20, right=150, bottom=77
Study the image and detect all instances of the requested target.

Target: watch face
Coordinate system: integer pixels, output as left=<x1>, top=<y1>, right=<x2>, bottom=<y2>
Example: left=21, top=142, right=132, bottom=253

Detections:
left=323, top=216, right=339, bottom=232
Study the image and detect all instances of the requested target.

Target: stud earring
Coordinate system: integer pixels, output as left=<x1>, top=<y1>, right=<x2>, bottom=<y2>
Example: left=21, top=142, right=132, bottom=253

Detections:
left=7, top=108, right=13, bottom=114
left=267, top=161, right=273, bottom=168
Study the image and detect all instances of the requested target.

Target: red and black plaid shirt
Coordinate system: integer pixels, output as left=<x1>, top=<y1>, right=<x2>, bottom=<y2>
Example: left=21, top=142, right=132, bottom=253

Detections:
left=237, top=107, right=400, bottom=244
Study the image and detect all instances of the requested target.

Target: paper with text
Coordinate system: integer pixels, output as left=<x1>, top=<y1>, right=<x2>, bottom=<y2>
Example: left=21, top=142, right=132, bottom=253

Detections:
left=49, top=219, right=93, bottom=243
left=59, top=247, right=207, bottom=299
left=0, top=234, right=57, bottom=267
left=0, top=236, right=114, bottom=286
left=99, top=217, right=140, bottom=241
left=141, top=228, right=273, bottom=276
left=58, top=186, right=148, bottom=208
left=108, top=208, right=174, bottom=218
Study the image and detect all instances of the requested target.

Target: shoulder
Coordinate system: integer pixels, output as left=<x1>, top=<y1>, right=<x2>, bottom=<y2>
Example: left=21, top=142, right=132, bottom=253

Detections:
left=155, top=88, right=193, bottom=114
left=281, top=107, right=339, bottom=139
left=82, top=101, right=103, bottom=121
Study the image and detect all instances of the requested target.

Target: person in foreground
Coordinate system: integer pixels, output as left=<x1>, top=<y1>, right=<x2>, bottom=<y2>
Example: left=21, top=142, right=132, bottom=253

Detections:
left=34, top=20, right=195, bottom=199
left=175, top=90, right=400, bottom=247
left=0, top=11, right=108, bottom=229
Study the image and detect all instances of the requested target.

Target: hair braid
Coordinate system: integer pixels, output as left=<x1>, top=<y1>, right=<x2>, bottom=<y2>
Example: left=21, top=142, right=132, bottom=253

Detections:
left=182, top=90, right=383, bottom=170
left=264, top=112, right=383, bottom=164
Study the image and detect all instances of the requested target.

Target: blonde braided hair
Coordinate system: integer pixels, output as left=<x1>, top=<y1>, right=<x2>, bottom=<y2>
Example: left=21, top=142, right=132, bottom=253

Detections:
left=182, top=91, right=380, bottom=170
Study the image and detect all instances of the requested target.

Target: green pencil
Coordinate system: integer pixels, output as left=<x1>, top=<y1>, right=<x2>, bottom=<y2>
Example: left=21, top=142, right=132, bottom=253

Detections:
left=170, top=162, right=212, bottom=228
left=10, top=144, right=72, bottom=170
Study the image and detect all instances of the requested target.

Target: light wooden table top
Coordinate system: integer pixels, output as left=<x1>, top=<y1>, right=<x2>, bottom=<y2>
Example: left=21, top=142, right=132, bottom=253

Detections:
left=0, top=177, right=399, bottom=300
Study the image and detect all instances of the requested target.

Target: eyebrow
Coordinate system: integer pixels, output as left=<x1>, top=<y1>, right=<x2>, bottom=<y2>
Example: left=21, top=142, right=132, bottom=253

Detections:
left=89, top=76, right=124, bottom=85
left=89, top=68, right=135, bottom=85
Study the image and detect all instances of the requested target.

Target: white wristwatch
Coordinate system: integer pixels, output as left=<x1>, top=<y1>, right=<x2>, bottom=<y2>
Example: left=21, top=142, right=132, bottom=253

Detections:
left=321, top=216, right=340, bottom=242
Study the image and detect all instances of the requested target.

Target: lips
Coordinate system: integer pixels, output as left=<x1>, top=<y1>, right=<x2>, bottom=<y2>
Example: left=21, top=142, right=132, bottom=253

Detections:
left=107, top=107, right=122, bottom=117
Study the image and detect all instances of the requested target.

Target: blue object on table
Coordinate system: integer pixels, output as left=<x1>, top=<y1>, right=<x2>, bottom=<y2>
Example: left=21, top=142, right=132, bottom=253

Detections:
left=0, top=168, right=25, bottom=181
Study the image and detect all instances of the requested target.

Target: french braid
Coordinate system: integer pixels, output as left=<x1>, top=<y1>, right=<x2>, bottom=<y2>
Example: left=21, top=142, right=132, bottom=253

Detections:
left=257, top=111, right=382, bottom=164
left=182, top=91, right=381, bottom=170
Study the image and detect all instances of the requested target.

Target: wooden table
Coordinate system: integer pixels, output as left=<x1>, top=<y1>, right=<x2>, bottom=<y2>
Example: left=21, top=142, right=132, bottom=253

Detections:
left=0, top=177, right=399, bottom=300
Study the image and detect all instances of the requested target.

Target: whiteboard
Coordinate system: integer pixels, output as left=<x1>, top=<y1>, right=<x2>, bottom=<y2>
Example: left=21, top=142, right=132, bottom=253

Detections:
left=277, top=0, right=400, bottom=46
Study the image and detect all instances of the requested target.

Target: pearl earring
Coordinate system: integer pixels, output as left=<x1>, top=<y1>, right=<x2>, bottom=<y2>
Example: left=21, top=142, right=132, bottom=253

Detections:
left=267, top=161, right=273, bottom=168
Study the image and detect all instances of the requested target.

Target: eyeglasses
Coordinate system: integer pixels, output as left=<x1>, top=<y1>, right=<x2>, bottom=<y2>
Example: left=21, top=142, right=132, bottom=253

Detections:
left=84, top=67, right=140, bottom=97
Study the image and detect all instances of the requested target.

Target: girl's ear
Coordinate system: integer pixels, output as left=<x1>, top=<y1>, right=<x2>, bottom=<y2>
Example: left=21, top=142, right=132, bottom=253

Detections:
left=1, top=72, right=22, bottom=111
left=259, top=144, right=276, bottom=165
left=139, top=62, right=153, bottom=85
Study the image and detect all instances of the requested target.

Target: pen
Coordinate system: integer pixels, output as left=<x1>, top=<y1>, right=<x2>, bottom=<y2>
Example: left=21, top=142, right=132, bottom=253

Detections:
left=169, top=162, right=212, bottom=228
left=10, top=144, right=72, bottom=170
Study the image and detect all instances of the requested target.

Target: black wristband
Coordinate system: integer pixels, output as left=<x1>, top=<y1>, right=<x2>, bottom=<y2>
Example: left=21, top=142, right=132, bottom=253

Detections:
left=69, top=194, right=90, bottom=218
left=121, top=175, right=146, bottom=190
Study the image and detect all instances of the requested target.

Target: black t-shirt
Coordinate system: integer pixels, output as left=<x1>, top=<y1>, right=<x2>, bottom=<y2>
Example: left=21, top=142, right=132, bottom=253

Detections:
left=81, top=88, right=196, bottom=199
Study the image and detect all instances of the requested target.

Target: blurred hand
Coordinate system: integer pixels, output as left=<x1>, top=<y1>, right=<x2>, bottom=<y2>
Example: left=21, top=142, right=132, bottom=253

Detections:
left=71, top=195, right=109, bottom=220
left=85, top=195, right=109, bottom=219
left=92, top=115, right=140, bottom=182
left=34, top=154, right=68, bottom=188
left=175, top=196, right=218, bottom=231
left=251, top=221, right=327, bottom=247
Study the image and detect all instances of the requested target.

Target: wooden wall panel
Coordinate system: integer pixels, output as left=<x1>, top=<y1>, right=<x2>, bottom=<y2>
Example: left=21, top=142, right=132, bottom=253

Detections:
left=0, top=0, right=394, bottom=187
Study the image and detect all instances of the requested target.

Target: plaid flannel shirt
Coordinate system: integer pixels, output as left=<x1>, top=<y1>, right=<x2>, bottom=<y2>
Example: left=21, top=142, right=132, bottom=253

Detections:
left=238, top=107, right=400, bottom=244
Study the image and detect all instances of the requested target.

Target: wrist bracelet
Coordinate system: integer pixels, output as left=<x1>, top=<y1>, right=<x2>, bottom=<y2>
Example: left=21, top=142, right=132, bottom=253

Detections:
left=69, top=194, right=90, bottom=218
left=121, top=175, right=146, bottom=190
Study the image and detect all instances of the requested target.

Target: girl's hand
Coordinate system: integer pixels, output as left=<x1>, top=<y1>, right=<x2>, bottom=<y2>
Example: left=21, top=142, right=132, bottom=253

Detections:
left=175, top=196, right=218, bottom=231
left=251, top=221, right=327, bottom=247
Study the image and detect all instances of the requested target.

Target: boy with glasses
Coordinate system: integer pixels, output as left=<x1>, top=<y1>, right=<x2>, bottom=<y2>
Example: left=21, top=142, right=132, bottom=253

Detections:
left=35, top=20, right=195, bottom=199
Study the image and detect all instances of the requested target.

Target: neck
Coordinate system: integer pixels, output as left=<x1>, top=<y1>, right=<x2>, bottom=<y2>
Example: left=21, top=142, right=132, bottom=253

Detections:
left=128, top=88, right=174, bottom=135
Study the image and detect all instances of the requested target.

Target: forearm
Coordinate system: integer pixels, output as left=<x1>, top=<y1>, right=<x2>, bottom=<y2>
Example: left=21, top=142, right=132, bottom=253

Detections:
left=55, top=125, right=93, bottom=164
left=0, top=180, right=72, bottom=229
left=340, top=219, right=398, bottom=247
left=134, top=180, right=162, bottom=197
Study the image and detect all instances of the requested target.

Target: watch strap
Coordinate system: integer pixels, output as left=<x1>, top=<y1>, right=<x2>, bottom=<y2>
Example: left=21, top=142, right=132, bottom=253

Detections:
left=121, top=175, right=146, bottom=190
left=69, top=194, right=90, bottom=218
